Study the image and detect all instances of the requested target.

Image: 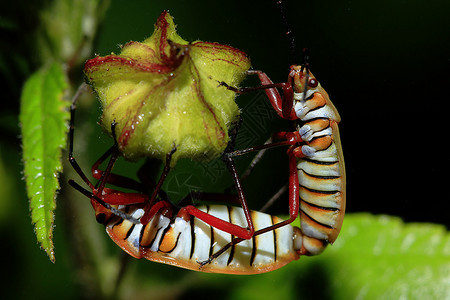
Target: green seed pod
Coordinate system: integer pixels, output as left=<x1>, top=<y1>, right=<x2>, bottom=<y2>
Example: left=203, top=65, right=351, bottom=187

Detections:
left=84, top=11, right=250, bottom=165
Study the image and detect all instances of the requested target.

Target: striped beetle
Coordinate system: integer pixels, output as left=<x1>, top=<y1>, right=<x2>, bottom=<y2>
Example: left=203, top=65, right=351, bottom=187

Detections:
left=70, top=181, right=302, bottom=274
left=217, top=1, right=346, bottom=256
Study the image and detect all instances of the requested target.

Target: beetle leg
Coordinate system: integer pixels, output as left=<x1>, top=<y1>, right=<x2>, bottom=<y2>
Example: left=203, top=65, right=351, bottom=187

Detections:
left=198, top=146, right=300, bottom=266
left=140, top=147, right=177, bottom=224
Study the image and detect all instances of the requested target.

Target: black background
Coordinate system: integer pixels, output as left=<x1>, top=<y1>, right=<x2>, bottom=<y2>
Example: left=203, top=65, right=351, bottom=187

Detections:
left=89, top=0, right=450, bottom=226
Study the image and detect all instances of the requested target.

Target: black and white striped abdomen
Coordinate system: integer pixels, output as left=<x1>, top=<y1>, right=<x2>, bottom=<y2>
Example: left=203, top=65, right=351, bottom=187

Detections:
left=105, top=205, right=300, bottom=274
left=297, top=144, right=345, bottom=243
left=294, top=92, right=346, bottom=251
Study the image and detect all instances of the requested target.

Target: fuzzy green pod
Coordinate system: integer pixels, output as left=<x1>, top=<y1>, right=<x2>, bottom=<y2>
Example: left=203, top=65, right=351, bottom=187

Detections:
left=84, top=11, right=250, bottom=165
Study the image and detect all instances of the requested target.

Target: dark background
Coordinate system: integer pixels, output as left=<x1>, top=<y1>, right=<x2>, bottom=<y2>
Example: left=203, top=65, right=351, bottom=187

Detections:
left=1, top=0, right=449, bottom=299
left=86, top=0, right=449, bottom=226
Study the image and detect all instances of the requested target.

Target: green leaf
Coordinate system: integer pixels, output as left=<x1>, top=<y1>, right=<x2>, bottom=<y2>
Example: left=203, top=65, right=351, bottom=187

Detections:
left=326, top=214, right=450, bottom=299
left=20, top=62, right=69, bottom=262
left=185, top=214, right=450, bottom=300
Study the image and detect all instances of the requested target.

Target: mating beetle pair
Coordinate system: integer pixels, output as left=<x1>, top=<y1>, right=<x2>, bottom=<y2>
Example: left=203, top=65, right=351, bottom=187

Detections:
left=69, top=8, right=345, bottom=274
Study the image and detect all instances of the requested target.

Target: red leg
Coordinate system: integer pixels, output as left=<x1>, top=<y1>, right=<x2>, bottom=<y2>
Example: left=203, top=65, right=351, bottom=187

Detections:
left=69, top=93, right=126, bottom=200
left=223, top=143, right=302, bottom=238
left=70, top=93, right=149, bottom=210
left=97, top=187, right=148, bottom=205
left=69, top=179, right=141, bottom=224
left=83, top=143, right=149, bottom=206
left=221, top=155, right=255, bottom=239
left=144, top=200, right=174, bottom=221
left=91, top=148, right=147, bottom=193
left=84, top=147, right=149, bottom=206
left=165, top=161, right=257, bottom=240
left=219, top=70, right=296, bottom=120
left=179, top=205, right=254, bottom=240
left=226, top=130, right=303, bottom=158
left=198, top=148, right=300, bottom=266
left=248, top=70, right=296, bottom=120
left=173, top=140, right=255, bottom=239
left=141, top=150, right=255, bottom=239
left=140, top=147, right=176, bottom=224
left=285, top=147, right=300, bottom=222
left=174, top=133, right=304, bottom=242
left=91, top=122, right=149, bottom=194
left=248, top=70, right=286, bottom=116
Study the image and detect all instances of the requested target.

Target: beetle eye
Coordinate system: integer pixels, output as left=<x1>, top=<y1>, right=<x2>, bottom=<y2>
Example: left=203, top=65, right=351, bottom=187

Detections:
left=308, top=78, right=318, bottom=88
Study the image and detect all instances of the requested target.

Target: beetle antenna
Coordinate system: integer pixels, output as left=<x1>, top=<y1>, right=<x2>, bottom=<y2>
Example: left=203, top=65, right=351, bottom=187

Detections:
left=301, top=48, right=310, bottom=71
left=277, top=0, right=297, bottom=66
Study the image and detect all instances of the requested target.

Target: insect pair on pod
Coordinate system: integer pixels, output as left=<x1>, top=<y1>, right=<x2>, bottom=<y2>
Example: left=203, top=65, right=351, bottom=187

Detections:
left=68, top=1, right=345, bottom=274
left=68, top=86, right=303, bottom=274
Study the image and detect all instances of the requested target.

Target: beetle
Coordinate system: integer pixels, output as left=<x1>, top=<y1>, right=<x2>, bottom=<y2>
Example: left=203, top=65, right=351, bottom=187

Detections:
left=74, top=11, right=257, bottom=241
left=68, top=88, right=303, bottom=273
left=216, top=0, right=346, bottom=256
left=68, top=86, right=255, bottom=245
left=70, top=177, right=303, bottom=274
